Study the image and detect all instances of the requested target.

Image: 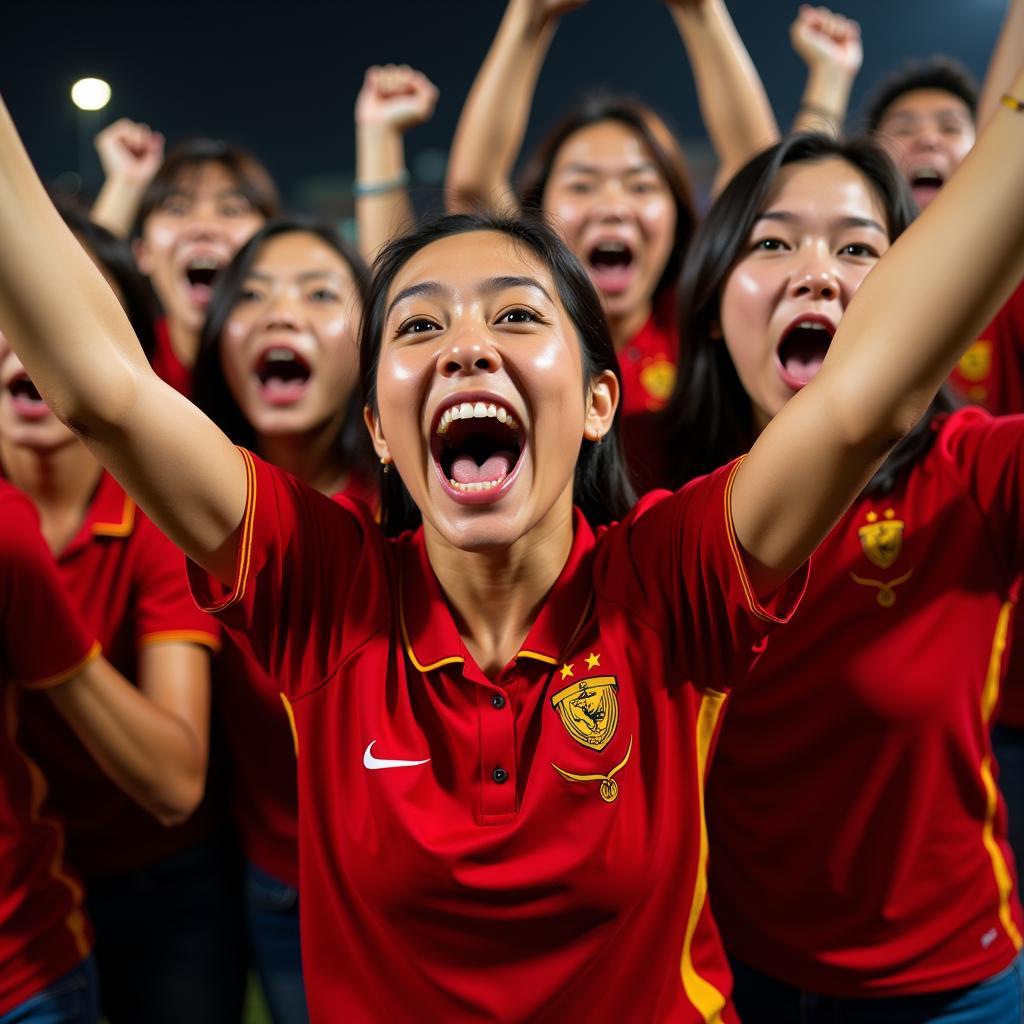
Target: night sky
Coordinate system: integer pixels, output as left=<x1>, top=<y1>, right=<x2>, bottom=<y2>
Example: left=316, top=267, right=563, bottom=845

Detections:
left=2, top=1, right=1008, bottom=211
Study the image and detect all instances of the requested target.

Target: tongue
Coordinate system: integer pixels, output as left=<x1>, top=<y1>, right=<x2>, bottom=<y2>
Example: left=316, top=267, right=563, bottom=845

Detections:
left=187, top=282, right=214, bottom=306
left=451, top=451, right=515, bottom=485
left=911, top=183, right=941, bottom=210
left=784, top=351, right=826, bottom=385
left=260, top=376, right=309, bottom=405
left=588, top=262, right=634, bottom=296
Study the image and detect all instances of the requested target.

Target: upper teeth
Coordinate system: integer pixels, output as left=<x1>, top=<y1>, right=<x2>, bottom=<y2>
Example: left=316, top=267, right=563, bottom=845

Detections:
left=797, top=322, right=828, bottom=331
left=596, top=242, right=626, bottom=252
left=436, top=401, right=518, bottom=435
left=189, top=257, right=219, bottom=270
left=264, top=348, right=298, bottom=363
left=912, top=167, right=941, bottom=182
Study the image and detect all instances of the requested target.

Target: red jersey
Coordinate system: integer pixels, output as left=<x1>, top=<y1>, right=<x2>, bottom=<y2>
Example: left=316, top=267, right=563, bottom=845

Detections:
left=0, top=482, right=98, bottom=1015
left=216, top=469, right=377, bottom=886
left=189, top=449, right=807, bottom=1023
left=707, top=408, right=1024, bottom=996
left=949, top=279, right=1024, bottom=728
left=618, top=290, right=678, bottom=494
left=15, top=469, right=220, bottom=876
left=151, top=317, right=192, bottom=399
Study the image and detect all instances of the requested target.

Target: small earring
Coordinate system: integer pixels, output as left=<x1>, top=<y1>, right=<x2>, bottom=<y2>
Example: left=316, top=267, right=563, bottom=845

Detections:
left=380, top=456, right=391, bottom=475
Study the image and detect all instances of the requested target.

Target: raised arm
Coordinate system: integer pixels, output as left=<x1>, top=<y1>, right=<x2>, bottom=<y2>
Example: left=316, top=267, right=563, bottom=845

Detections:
left=979, top=0, right=1024, bottom=129
left=0, top=96, right=245, bottom=582
left=355, top=64, right=439, bottom=264
left=789, top=5, right=862, bottom=136
left=90, top=119, right=164, bottom=238
left=445, top=0, right=586, bottom=214
left=665, top=0, right=780, bottom=193
left=732, top=67, right=1024, bottom=589
left=47, top=647, right=209, bottom=826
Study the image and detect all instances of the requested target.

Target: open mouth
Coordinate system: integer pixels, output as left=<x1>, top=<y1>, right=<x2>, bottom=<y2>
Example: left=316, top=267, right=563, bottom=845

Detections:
left=253, top=346, right=313, bottom=406
left=182, top=257, right=221, bottom=305
left=6, top=373, right=51, bottom=420
left=586, top=241, right=636, bottom=296
left=432, top=399, right=523, bottom=499
left=908, top=167, right=944, bottom=204
left=776, top=317, right=835, bottom=390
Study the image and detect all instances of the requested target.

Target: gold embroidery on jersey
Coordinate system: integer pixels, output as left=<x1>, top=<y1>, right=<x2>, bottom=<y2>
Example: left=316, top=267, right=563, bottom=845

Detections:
left=958, top=339, right=992, bottom=383
left=639, top=357, right=676, bottom=404
left=552, top=736, right=633, bottom=803
left=551, top=675, right=619, bottom=751
left=851, top=508, right=914, bottom=607
left=858, top=508, right=903, bottom=569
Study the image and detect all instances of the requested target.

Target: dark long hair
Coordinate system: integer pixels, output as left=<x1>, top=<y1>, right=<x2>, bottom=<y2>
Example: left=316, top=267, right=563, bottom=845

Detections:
left=56, top=202, right=158, bottom=359
left=661, top=132, right=957, bottom=496
left=518, top=95, right=698, bottom=300
left=359, top=213, right=636, bottom=536
left=193, top=218, right=374, bottom=476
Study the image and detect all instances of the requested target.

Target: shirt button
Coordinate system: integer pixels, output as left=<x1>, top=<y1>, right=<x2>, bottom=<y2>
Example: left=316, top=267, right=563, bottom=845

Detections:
left=492, top=767, right=509, bottom=785
left=490, top=693, right=506, bottom=709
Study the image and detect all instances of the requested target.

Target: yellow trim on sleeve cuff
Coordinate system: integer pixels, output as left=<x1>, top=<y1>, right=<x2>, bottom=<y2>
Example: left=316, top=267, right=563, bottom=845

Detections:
left=139, top=630, right=221, bottom=653
left=203, top=447, right=259, bottom=613
left=19, top=640, right=102, bottom=691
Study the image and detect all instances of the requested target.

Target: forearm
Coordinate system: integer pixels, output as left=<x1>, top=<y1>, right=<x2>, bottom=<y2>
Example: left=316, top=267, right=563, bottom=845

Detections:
left=90, top=176, right=146, bottom=238
left=670, top=0, right=779, bottom=191
left=792, top=63, right=854, bottom=136
left=445, top=0, right=555, bottom=213
left=0, top=94, right=249, bottom=584
left=356, top=124, right=415, bottom=264
left=47, top=654, right=208, bottom=825
left=0, top=97, right=149, bottom=430
left=979, top=0, right=1024, bottom=129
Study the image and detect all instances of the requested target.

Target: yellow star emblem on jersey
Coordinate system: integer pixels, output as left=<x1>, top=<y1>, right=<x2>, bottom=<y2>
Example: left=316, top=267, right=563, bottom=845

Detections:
left=585, top=652, right=600, bottom=670
left=560, top=663, right=574, bottom=680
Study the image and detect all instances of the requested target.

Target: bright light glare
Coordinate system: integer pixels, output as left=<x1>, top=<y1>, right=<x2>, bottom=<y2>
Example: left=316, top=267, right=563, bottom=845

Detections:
left=71, top=78, right=111, bottom=111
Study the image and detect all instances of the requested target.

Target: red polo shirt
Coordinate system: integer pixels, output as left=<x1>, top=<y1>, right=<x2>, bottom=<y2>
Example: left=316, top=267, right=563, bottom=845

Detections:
left=949, top=280, right=1024, bottom=728
left=216, top=471, right=377, bottom=887
left=618, top=290, right=678, bottom=494
left=189, top=449, right=807, bottom=1023
left=0, top=482, right=98, bottom=1015
left=708, top=407, right=1024, bottom=996
left=16, top=469, right=219, bottom=877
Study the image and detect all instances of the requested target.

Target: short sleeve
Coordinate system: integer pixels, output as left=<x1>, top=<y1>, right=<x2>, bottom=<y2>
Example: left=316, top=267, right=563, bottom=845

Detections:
left=940, top=407, right=1024, bottom=576
left=132, top=516, right=220, bottom=652
left=597, top=459, right=808, bottom=692
left=0, top=489, right=99, bottom=688
left=186, top=449, right=389, bottom=698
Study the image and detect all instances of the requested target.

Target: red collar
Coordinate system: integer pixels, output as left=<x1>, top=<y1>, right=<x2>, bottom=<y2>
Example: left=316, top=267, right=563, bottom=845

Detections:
left=399, top=509, right=598, bottom=682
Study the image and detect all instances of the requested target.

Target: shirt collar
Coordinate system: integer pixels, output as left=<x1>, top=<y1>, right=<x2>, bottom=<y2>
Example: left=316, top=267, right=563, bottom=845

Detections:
left=63, top=470, right=135, bottom=557
left=399, top=508, right=598, bottom=678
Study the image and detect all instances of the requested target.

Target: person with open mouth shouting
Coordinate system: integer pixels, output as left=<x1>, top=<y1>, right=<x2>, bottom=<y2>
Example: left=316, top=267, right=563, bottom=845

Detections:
left=2, top=59, right=1024, bottom=1020
left=446, top=0, right=780, bottom=492
left=661, top=129, right=1024, bottom=1020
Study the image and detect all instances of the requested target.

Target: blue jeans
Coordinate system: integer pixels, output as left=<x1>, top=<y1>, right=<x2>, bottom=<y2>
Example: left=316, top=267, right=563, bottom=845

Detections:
left=993, top=723, right=1024, bottom=888
left=245, top=862, right=309, bottom=1024
left=0, top=957, right=98, bottom=1024
left=86, top=834, right=246, bottom=1024
left=730, top=954, right=1024, bottom=1023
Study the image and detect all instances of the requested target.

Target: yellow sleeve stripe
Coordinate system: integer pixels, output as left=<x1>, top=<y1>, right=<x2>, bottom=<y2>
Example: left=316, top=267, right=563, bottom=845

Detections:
left=204, top=447, right=259, bottom=614
left=139, top=630, right=221, bottom=652
left=18, top=641, right=102, bottom=691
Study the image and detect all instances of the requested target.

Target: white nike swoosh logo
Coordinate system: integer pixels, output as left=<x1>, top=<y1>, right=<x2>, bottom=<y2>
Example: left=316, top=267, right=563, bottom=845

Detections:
left=363, top=741, right=430, bottom=770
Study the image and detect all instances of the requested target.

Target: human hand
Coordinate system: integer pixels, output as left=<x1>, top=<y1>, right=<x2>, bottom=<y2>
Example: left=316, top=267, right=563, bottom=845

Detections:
left=790, top=5, right=862, bottom=76
left=355, top=65, right=440, bottom=132
left=94, top=119, right=164, bottom=185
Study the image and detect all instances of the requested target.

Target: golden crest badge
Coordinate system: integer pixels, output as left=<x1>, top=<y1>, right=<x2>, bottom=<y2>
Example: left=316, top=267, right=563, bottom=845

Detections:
left=857, top=508, right=903, bottom=570
left=551, top=675, right=619, bottom=752
left=957, top=339, right=992, bottom=383
left=639, top=358, right=676, bottom=404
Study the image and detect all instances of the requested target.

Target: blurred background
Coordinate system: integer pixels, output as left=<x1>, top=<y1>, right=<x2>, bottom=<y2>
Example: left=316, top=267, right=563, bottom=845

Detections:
left=1, top=1, right=1006, bottom=228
